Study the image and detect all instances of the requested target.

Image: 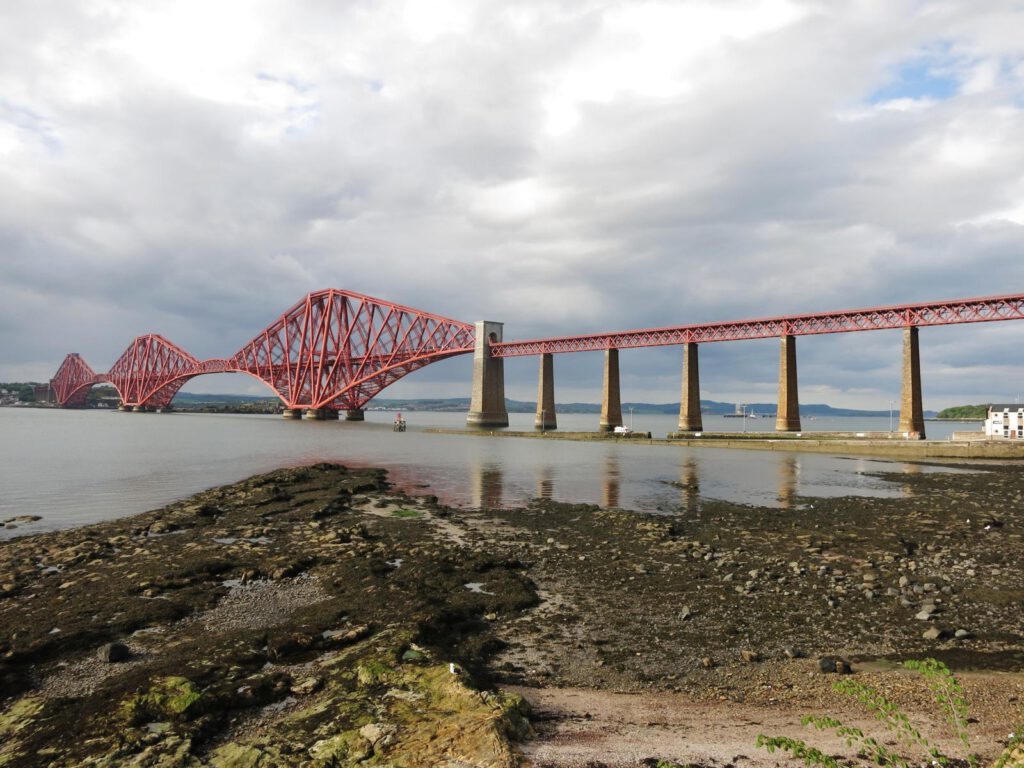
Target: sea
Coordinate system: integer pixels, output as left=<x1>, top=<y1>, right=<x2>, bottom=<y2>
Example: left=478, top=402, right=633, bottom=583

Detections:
left=0, top=407, right=981, bottom=540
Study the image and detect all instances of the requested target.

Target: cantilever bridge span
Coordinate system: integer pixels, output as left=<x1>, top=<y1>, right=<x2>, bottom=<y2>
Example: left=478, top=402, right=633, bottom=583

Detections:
left=50, top=289, right=476, bottom=417
left=49, top=291, right=1024, bottom=437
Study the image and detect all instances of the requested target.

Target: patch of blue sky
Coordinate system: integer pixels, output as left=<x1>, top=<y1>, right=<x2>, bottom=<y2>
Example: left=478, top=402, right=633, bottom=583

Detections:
left=0, top=98, right=61, bottom=154
left=869, top=48, right=960, bottom=104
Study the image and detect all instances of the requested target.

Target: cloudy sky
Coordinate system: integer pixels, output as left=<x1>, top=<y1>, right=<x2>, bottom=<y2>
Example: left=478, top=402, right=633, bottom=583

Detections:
left=2, top=0, right=1023, bottom=409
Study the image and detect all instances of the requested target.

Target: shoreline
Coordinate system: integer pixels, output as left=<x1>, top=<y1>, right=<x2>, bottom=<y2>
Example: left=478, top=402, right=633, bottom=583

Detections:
left=2, top=462, right=1023, bottom=766
left=427, top=426, right=1024, bottom=459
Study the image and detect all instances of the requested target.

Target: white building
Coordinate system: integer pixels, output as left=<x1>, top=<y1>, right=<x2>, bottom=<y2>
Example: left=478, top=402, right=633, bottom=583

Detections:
left=984, top=405, right=1024, bottom=439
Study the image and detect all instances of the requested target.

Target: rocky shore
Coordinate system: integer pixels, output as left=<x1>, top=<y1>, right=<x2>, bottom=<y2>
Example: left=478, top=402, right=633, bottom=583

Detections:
left=2, top=461, right=1023, bottom=766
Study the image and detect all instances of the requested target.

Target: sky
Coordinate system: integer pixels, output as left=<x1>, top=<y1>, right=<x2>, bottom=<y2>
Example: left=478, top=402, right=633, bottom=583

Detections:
left=2, top=0, right=1024, bottom=409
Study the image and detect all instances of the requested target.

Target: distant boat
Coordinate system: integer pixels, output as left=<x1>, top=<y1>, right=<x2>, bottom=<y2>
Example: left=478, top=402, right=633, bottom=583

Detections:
left=723, top=403, right=756, bottom=418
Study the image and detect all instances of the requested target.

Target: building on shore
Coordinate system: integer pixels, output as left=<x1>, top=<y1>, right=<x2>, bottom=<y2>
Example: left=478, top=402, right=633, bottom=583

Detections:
left=984, top=404, right=1024, bottom=439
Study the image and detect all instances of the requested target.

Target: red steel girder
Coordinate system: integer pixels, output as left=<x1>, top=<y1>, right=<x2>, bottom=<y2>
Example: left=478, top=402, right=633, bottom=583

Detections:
left=50, top=290, right=1024, bottom=409
left=491, top=293, right=1024, bottom=356
left=107, top=334, right=201, bottom=408
left=49, top=291, right=475, bottom=410
left=232, top=289, right=475, bottom=410
left=51, top=353, right=102, bottom=406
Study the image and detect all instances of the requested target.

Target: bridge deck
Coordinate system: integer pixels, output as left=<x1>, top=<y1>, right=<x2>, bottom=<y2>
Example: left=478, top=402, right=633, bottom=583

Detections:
left=491, top=293, right=1024, bottom=356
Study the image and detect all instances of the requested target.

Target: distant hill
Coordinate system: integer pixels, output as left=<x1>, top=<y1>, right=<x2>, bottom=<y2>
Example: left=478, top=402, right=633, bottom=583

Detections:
left=936, top=404, right=988, bottom=420
left=369, top=397, right=932, bottom=418
left=173, top=392, right=279, bottom=405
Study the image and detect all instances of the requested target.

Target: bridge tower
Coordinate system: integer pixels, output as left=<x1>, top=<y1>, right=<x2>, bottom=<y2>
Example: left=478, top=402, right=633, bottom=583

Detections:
left=466, top=321, right=509, bottom=428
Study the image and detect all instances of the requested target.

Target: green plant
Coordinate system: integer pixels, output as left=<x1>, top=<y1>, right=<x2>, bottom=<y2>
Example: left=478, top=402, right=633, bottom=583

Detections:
left=391, top=508, right=420, bottom=518
left=756, top=659, right=980, bottom=768
left=992, top=729, right=1024, bottom=768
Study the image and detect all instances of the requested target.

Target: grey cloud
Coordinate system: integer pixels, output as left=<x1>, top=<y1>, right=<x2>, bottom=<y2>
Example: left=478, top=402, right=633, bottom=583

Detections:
left=1, top=0, right=1022, bottom=409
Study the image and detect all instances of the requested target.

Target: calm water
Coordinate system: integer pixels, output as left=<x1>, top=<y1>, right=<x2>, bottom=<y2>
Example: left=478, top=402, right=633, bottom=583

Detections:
left=0, top=408, right=975, bottom=539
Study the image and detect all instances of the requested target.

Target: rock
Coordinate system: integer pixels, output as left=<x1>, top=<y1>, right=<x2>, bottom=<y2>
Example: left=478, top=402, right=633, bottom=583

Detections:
left=359, top=722, right=397, bottom=749
left=700, top=656, right=715, bottom=668
left=954, top=629, right=971, bottom=639
left=290, top=676, right=322, bottom=696
left=783, top=647, right=806, bottom=659
left=97, top=642, right=130, bottom=663
left=818, top=656, right=853, bottom=674
left=679, top=606, right=692, bottom=620
left=740, top=650, right=760, bottom=663
left=923, top=627, right=946, bottom=640
left=915, top=610, right=934, bottom=621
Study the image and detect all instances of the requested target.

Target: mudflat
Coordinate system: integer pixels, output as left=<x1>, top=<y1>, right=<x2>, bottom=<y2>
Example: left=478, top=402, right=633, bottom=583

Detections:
left=1, top=461, right=1022, bottom=766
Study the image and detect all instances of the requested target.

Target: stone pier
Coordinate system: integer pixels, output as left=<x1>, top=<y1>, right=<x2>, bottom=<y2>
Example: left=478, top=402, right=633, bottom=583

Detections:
left=775, top=335, right=801, bottom=432
left=132, top=405, right=149, bottom=413
left=599, top=349, right=623, bottom=432
left=344, top=409, right=364, bottom=421
left=304, top=408, right=327, bottom=420
left=535, top=353, right=557, bottom=431
left=677, top=342, right=702, bottom=432
left=322, top=409, right=340, bottom=420
left=897, top=326, right=926, bottom=439
left=466, top=321, right=509, bottom=428
left=282, top=408, right=303, bottom=419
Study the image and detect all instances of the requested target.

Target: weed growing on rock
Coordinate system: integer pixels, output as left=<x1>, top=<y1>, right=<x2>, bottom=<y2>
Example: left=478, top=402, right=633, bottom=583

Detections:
left=756, top=659, right=982, bottom=768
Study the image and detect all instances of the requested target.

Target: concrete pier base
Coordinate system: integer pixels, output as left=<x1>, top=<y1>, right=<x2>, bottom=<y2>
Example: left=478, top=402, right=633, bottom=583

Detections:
left=599, top=348, right=623, bottom=432
left=132, top=405, right=148, bottom=413
left=897, top=326, right=926, bottom=439
left=321, top=409, right=339, bottom=420
left=677, top=342, right=703, bottom=432
left=775, top=335, right=801, bottom=432
left=304, top=408, right=327, bottom=420
left=157, top=405, right=174, bottom=414
left=118, top=404, right=131, bottom=412
left=344, top=409, right=364, bottom=421
left=535, top=353, right=557, bottom=431
left=282, top=408, right=303, bottom=419
left=466, top=321, right=509, bottom=428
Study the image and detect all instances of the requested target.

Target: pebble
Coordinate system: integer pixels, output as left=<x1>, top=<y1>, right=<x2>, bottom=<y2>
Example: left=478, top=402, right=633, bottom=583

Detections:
left=97, top=642, right=130, bottom=663
left=740, top=650, right=760, bottom=663
left=818, top=656, right=853, bottom=674
left=922, top=627, right=945, bottom=640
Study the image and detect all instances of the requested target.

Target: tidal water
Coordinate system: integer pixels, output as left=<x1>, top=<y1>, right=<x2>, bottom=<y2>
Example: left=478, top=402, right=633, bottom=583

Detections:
left=0, top=408, right=976, bottom=539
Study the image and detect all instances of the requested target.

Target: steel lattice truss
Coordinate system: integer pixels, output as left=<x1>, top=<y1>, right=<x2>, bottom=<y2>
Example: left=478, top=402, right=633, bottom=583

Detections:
left=50, top=290, right=1024, bottom=408
left=492, top=293, right=1024, bottom=357
left=49, top=289, right=476, bottom=409
left=232, top=289, right=476, bottom=409
left=51, top=353, right=101, bottom=407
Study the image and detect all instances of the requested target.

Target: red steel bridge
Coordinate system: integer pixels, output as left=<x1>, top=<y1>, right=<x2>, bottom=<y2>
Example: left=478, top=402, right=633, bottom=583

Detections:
left=49, top=290, right=1024, bottom=431
left=51, top=289, right=477, bottom=414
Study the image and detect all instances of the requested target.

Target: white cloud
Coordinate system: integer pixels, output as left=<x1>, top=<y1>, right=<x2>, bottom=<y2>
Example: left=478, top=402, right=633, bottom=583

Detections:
left=1, top=0, right=1024, bottom=410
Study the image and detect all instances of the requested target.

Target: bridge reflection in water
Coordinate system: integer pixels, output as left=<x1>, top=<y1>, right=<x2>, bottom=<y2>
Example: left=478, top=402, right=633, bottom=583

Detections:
left=777, top=455, right=799, bottom=509
left=469, top=460, right=504, bottom=509
left=446, top=433, right=926, bottom=516
left=679, top=457, right=699, bottom=511
left=602, top=455, right=621, bottom=509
